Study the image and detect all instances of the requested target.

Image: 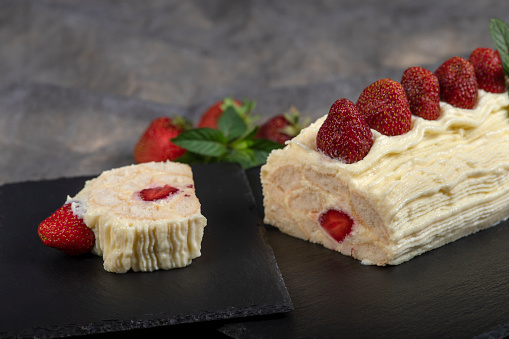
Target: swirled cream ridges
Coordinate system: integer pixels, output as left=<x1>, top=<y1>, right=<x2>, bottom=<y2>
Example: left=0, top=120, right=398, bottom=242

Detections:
left=261, top=90, right=509, bottom=265
left=67, top=161, right=207, bottom=273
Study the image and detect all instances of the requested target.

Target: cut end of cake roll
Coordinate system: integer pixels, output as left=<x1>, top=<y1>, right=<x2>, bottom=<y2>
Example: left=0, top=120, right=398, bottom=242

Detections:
left=67, top=161, right=207, bottom=273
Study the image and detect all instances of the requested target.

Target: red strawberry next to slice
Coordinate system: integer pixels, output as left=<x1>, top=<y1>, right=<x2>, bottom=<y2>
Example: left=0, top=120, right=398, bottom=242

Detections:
left=38, top=203, right=95, bottom=255
left=139, top=185, right=179, bottom=201
left=319, top=209, right=354, bottom=243
left=316, top=98, right=373, bottom=164
left=197, top=98, right=243, bottom=129
left=133, top=117, right=188, bottom=164
left=197, top=97, right=258, bottom=130
left=356, top=78, right=412, bottom=136
left=256, top=107, right=307, bottom=145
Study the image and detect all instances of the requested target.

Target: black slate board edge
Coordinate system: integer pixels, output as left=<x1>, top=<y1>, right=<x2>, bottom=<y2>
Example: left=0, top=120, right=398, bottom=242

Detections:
left=245, top=165, right=294, bottom=311
left=255, top=219, right=294, bottom=310
left=194, top=162, right=293, bottom=317
left=0, top=174, right=92, bottom=188
left=475, top=323, right=509, bottom=339
left=0, top=163, right=293, bottom=338
left=244, top=165, right=293, bottom=306
left=0, top=303, right=292, bottom=339
left=237, top=166, right=509, bottom=339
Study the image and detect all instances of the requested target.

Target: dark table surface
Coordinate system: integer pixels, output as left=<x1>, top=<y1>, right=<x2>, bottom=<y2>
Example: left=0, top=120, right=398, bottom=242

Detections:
left=2, top=1, right=509, bottom=338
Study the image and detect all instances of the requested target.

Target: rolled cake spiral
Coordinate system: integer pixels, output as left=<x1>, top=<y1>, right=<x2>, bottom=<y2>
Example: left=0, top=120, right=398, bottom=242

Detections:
left=67, top=161, right=207, bottom=273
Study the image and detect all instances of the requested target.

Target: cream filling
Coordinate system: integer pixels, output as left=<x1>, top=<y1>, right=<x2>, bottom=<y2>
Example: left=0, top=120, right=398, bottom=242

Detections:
left=262, top=90, right=509, bottom=265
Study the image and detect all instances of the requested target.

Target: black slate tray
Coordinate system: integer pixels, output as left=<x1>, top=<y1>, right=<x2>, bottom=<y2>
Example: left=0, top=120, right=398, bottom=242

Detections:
left=0, top=163, right=292, bottom=338
left=217, top=167, right=509, bottom=339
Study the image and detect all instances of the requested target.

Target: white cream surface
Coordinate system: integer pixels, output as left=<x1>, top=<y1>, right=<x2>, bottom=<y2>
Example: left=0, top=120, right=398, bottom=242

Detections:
left=67, top=161, right=207, bottom=273
left=262, top=90, right=509, bottom=265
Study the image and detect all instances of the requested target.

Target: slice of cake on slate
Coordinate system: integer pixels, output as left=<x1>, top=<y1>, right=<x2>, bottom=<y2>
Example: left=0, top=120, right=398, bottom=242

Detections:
left=39, top=161, right=207, bottom=273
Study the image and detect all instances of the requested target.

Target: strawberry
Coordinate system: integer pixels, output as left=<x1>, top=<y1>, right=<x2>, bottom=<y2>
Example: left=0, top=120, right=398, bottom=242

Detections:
left=139, top=185, right=179, bottom=201
left=197, top=97, right=256, bottom=129
left=401, top=67, right=440, bottom=120
left=256, top=107, right=308, bottom=145
left=468, top=47, right=506, bottom=93
left=316, top=98, right=373, bottom=164
left=38, top=203, right=95, bottom=255
left=356, top=78, right=412, bottom=136
left=434, top=56, right=478, bottom=109
left=133, top=116, right=189, bottom=163
left=319, top=209, right=354, bottom=243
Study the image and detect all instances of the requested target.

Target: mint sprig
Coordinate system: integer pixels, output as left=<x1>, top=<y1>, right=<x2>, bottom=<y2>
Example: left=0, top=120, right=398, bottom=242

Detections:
left=218, top=106, right=248, bottom=141
left=171, top=128, right=227, bottom=157
left=490, top=18, right=509, bottom=76
left=172, top=106, right=283, bottom=169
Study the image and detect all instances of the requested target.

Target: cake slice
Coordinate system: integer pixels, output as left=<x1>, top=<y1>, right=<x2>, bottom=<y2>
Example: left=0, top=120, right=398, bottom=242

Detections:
left=261, top=89, right=509, bottom=265
left=65, top=161, right=207, bottom=273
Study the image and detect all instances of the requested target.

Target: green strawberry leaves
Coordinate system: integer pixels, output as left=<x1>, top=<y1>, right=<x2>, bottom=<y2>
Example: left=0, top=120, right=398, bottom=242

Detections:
left=490, top=18, right=509, bottom=76
left=172, top=105, right=283, bottom=169
left=221, top=97, right=259, bottom=128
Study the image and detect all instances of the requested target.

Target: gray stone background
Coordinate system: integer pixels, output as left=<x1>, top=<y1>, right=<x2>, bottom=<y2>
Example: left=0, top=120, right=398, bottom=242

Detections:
left=2, top=0, right=509, bottom=184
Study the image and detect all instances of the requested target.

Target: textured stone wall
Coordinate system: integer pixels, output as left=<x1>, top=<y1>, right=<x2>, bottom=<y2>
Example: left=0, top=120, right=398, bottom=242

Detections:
left=1, top=0, right=509, bottom=183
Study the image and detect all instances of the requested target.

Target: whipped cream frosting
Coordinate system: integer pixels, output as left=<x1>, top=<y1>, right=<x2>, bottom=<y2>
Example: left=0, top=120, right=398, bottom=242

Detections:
left=262, top=90, right=509, bottom=265
left=67, top=161, right=207, bottom=273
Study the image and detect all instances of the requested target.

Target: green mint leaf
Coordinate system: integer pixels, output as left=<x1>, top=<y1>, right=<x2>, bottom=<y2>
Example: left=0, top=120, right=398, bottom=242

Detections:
left=237, top=99, right=257, bottom=119
left=222, top=149, right=257, bottom=169
left=171, top=96, right=284, bottom=169
left=220, top=97, right=259, bottom=129
left=250, top=138, right=283, bottom=167
left=218, top=106, right=248, bottom=142
left=490, top=18, right=509, bottom=76
left=227, top=128, right=283, bottom=168
left=250, top=138, right=284, bottom=152
left=172, top=128, right=227, bottom=157
left=243, top=125, right=259, bottom=140
left=174, top=151, right=207, bottom=165
left=229, top=126, right=258, bottom=150
left=251, top=149, right=273, bottom=167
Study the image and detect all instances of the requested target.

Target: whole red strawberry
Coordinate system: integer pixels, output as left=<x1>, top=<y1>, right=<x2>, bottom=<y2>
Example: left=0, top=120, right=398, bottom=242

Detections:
left=356, top=78, right=412, bottom=136
left=319, top=209, right=353, bottom=243
left=401, top=67, right=440, bottom=120
left=256, top=107, right=308, bottom=145
left=133, top=117, right=188, bottom=163
left=468, top=47, right=506, bottom=93
left=434, top=56, right=478, bottom=109
left=197, top=97, right=257, bottom=129
left=38, top=203, right=95, bottom=255
left=316, top=98, right=373, bottom=164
